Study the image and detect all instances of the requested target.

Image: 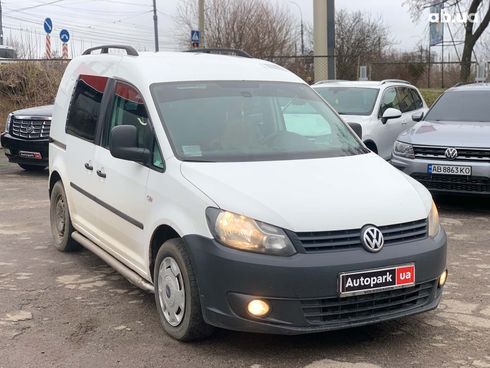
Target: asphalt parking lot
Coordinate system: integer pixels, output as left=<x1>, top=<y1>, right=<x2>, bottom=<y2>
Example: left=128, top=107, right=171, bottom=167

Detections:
left=0, top=151, right=489, bottom=368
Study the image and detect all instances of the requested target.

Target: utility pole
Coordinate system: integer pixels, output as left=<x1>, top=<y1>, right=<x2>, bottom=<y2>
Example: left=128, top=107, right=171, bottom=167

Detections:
left=152, top=0, right=159, bottom=52
left=198, top=0, right=205, bottom=48
left=0, top=0, right=4, bottom=46
left=289, top=1, right=304, bottom=55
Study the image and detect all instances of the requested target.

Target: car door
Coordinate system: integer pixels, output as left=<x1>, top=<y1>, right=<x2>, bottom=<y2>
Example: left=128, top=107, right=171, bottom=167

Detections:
left=65, top=74, right=109, bottom=236
left=92, top=80, right=154, bottom=275
left=377, top=87, right=404, bottom=159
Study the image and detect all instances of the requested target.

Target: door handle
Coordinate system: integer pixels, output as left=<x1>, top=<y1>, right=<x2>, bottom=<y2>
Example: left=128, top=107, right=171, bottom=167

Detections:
left=96, top=169, right=106, bottom=178
left=84, top=162, right=93, bottom=171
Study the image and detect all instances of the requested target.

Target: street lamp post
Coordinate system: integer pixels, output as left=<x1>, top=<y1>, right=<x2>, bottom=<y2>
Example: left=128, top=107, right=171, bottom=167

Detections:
left=289, top=1, right=304, bottom=55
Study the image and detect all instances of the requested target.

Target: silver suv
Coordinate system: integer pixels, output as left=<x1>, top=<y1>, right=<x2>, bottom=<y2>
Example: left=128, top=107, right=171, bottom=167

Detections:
left=313, top=80, right=428, bottom=160
left=392, top=83, right=490, bottom=195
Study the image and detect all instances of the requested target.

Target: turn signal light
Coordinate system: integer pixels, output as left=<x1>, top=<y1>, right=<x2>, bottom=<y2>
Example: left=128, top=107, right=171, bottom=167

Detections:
left=247, top=299, right=270, bottom=317
left=439, top=270, right=448, bottom=287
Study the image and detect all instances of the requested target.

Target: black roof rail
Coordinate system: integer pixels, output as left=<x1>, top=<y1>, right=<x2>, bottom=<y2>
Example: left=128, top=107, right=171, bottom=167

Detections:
left=82, top=45, right=139, bottom=56
left=380, top=79, right=410, bottom=85
left=185, top=48, right=252, bottom=58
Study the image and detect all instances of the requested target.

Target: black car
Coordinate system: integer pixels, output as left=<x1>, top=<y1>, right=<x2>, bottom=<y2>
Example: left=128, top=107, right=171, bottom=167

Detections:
left=1, top=105, right=53, bottom=171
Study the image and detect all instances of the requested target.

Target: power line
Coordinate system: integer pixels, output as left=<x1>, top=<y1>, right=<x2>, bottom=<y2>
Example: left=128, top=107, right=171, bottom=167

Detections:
left=5, top=0, right=67, bottom=14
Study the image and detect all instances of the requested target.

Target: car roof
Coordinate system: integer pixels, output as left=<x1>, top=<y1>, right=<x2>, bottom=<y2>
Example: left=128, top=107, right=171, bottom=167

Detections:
left=70, top=51, right=305, bottom=87
left=312, top=80, right=414, bottom=89
left=446, top=82, right=490, bottom=92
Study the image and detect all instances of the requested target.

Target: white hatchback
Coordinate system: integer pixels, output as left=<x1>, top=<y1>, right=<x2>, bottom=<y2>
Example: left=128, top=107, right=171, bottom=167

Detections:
left=48, top=46, right=446, bottom=341
left=313, top=80, right=428, bottom=160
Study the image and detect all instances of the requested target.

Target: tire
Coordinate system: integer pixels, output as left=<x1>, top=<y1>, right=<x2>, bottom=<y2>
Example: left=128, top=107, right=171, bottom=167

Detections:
left=49, top=181, right=80, bottom=252
left=154, top=238, right=214, bottom=341
left=19, top=164, right=47, bottom=171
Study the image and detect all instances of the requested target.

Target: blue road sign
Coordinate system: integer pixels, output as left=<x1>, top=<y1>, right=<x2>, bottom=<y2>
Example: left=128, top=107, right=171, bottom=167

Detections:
left=60, top=29, right=70, bottom=43
left=191, top=30, right=200, bottom=45
left=43, top=18, right=53, bottom=34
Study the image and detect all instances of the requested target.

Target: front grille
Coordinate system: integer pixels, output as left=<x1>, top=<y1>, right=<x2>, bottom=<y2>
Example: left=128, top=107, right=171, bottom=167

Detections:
left=412, top=173, right=490, bottom=194
left=11, top=118, right=51, bottom=139
left=413, top=145, right=490, bottom=162
left=293, top=219, right=427, bottom=253
left=301, top=280, right=436, bottom=325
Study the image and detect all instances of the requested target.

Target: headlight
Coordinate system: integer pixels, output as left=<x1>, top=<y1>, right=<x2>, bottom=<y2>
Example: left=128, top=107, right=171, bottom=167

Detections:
left=206, top=208, right=296, bottom=256
left=428, top=201, right=440, bottom=238
left=393, top=141, right=414, bottom=159
left=5, top=113, right=12, bottom=132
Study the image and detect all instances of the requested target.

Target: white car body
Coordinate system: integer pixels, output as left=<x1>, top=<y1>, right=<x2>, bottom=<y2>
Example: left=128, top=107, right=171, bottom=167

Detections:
left=313, top=80, right=428, bottom=160
left=48, top=48, right=445, bottom=339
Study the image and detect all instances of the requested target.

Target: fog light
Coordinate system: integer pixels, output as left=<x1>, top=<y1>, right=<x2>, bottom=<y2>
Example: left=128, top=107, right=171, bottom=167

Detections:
left=439, top=270, right=448, bottom=287
left=247, top=299, right=270, bottom=317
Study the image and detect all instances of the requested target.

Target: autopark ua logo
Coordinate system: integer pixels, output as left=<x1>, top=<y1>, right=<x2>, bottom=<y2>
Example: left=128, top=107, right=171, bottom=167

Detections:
left=429, top=12, right=479, bottom=23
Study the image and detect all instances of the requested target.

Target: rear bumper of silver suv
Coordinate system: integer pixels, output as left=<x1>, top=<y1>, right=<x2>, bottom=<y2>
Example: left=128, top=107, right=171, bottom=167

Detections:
left=392, top=153, right=490, bottom=195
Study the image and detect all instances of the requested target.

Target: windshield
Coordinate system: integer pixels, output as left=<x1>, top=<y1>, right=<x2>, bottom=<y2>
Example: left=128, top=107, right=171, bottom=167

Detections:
left=314, top=87, right=379, bottom=116
left=425, top=90, right=490, bottom=122
left=151, top=81, right=367, bottom=162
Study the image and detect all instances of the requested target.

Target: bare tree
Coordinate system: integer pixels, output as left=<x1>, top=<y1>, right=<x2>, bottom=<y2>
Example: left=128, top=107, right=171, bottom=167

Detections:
left=176, top=0, right=298, bottom=58
left=405, top=0, right=490, bottom=82
left=335, top=10, right=392, bottom=80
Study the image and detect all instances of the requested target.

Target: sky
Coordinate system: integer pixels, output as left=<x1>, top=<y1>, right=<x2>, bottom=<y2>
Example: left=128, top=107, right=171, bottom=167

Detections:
left=0, top=0, right=436, bottom=58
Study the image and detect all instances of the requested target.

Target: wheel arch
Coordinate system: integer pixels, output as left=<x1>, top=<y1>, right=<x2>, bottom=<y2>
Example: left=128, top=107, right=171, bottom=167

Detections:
left=49, top=170, right=62, bottom=198
left=149, top=224, right=181, bottom=281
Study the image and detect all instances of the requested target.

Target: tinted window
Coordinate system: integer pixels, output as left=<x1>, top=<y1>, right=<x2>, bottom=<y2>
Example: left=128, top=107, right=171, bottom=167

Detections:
left=425, top=90, right=490, bottom=122
left=410, top=89, right=424, bottom=109
left=379, top=87, right=400, bottom=116
left=315, top=87, right=379, bottom=115
left=151, top=81, right=366, bottom=162
left=397, top=87, right=417, bottom=113
left=103, top=81, right=153, bottom=150
left=66, top=75, right=108, bottom=142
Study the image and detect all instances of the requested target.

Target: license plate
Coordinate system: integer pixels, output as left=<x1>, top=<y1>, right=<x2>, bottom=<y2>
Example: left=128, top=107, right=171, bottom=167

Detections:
left=428, top=164, right=471, bottom=176
left=339, top=264, right=415, bottom=297
left=19, top=151, right=42, bottom=160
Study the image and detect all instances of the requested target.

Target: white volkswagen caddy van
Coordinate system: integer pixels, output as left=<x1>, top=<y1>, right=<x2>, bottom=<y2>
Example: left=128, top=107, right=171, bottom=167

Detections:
left=49, top=46, right=447, bottom=341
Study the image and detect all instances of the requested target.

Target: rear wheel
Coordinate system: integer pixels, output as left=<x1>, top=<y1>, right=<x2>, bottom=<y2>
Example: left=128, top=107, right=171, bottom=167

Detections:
left=19, top=164, right=47, bottom=171
left=154, top=238, right=214, bottom=341
left=49, top=181, right=80, bottom=252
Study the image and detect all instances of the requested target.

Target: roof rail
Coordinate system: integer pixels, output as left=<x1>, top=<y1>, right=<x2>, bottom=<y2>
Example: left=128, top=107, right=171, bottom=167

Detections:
left=185, top=48, right=252, bottom=58
left=380, top=79, right=410, bottom=85
left=314, top=80, right=349, bottom=85
left=82, top=45, right=139, bottom=56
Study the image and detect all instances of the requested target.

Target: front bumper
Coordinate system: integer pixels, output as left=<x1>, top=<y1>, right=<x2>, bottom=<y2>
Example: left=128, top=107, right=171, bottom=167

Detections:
left=392, top=154, right=490, bottom=195
left=183, top=230, right=447, bottom=335
left=0, top=132, right=49, bottom=166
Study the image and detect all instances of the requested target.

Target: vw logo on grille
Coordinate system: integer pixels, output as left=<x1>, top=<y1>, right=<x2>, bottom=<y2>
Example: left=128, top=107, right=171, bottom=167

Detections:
left=360, top=225, right=384, bottom=253
left=445, top=147, right=458, bottom=160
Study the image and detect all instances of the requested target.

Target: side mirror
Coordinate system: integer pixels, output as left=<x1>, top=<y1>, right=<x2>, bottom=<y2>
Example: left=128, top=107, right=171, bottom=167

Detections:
left=109, top=125, right=151, bottom=163
left=412, top=111, right=424, bottom=122
left=381, top=108, right=402, bottom=124
left=347, top=122, right=362, bottom=139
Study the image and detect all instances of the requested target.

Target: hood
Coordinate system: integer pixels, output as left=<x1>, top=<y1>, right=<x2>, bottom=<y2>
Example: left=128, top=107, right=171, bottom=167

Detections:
left=12, top=104, right=53, bottom=118
left=398, top=120, right=490, bottom=148
left=181, top=153, right=431, bottom=232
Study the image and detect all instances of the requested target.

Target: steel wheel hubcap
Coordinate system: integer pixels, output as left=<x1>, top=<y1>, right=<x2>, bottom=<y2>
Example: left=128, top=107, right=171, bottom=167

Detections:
left=158, top=257, right=185, bottom=327
left=55, top=195, right=65, bottom=236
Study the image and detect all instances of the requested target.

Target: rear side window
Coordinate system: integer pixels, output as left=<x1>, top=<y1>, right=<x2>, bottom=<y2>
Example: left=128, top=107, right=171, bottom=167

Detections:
left=66, top=75, right=108, bottom=142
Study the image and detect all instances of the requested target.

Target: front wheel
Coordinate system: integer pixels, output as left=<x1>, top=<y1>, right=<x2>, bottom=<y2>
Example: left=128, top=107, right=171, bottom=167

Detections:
left=154, top=238, right=214, bottom=341
left=49, top=181, right=80, bottom=252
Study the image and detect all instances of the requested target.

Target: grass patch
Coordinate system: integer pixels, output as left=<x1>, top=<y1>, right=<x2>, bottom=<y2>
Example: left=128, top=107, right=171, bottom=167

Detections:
left=420, top=88, right=445, bottom=107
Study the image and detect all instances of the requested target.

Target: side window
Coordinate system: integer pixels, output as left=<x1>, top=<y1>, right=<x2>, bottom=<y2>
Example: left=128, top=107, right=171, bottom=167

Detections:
left=103, top=81, right=152, bottom=150
left=409, top=89, right=424, bottom=109
left=152, top=140, right=164, bottom=170
left=66, top=75, right=108, bottom=142
left=397, top=87, right=416, bottom=113
left=379, top=87, right=400, bottom=117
